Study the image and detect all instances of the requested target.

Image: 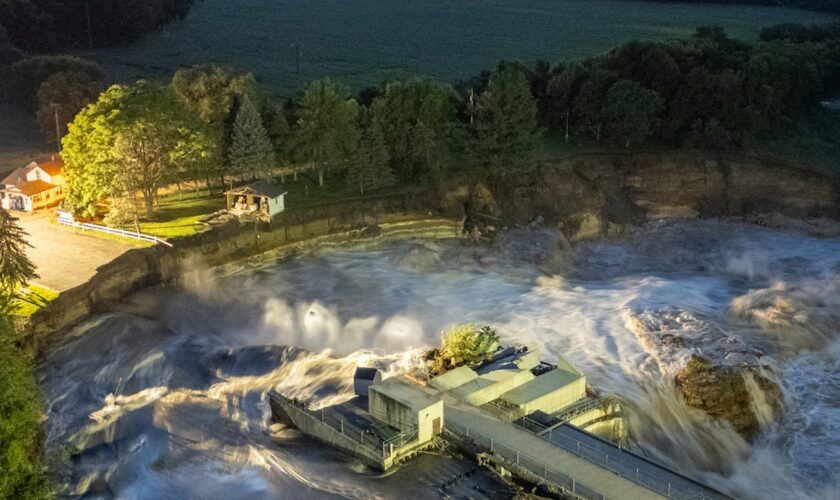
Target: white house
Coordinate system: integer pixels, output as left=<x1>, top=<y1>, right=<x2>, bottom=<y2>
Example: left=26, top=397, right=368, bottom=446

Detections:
left=1, top=156, right=66, bottom=212
left=225, top=180, right=287, bottom=219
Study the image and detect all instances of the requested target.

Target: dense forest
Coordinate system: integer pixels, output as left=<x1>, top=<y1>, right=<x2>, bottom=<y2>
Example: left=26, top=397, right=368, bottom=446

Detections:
left=58, top=22, right=840, bottom=229
left=529, top=22, right=840, bottom=150
left=0, top=0, right=195, bottom=53
left=639, top=1, right=840, bottom=15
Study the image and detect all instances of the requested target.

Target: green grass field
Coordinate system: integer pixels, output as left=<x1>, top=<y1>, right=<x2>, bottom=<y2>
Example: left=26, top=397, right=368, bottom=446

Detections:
left=80, top=0, right=832, bottom=99
left=138, top=190, right=226, bottom=238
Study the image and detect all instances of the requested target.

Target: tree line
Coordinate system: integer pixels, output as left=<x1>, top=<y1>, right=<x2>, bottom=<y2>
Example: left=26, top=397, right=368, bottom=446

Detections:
left=58, top=22, right=840, bottom=228
left=1, top=1, right=196, bottom=145
left=534, top=23, right=840, bottom=150
left=0, top=0, right=195, bottom=53
left=634, top=0, right=840, bottom=15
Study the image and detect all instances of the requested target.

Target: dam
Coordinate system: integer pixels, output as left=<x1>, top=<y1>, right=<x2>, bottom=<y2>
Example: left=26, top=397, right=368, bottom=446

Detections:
left=270, top=345, right=727, bottom=499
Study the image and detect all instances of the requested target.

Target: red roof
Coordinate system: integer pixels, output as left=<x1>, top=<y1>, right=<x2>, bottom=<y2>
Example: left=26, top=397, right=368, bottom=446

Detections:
left=37, top=158, right=64, bottom=177
left=15, top=180, right=57, bottom=196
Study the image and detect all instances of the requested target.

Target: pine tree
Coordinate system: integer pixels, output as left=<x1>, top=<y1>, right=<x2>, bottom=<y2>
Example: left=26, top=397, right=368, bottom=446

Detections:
left=471, top=64, right=540, bottom=174
left=229, top=95, right=276, bottom=182
left=291, top=78, right=360, bottom=187
left=0, top=210, right=37, bottom=293
left=347, top=126, right=394, bottom=195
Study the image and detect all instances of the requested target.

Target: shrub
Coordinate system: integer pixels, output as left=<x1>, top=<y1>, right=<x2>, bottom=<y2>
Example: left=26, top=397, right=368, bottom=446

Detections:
left=439, top=323, right=500, bottom=368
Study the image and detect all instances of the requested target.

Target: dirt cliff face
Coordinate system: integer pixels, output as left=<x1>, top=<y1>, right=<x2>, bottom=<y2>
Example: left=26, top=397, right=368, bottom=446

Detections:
left=459, top=151, right=839, bottom=241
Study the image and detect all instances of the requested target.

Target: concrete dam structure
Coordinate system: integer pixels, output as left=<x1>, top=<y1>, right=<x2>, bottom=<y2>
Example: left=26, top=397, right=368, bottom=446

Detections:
left=269, top=345, right=728, bottom=499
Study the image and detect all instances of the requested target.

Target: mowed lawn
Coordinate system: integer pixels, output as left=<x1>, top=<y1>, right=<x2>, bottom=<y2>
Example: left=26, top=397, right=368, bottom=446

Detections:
left=81, top=0, right=831, bottom=97
left=139, top=191, right=226, bottom=238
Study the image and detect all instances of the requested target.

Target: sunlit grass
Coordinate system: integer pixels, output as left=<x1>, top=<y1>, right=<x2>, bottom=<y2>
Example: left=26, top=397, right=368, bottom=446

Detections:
left=13, top=283, right=59, bottom=317
left=138, top=190, right=226, bottom=239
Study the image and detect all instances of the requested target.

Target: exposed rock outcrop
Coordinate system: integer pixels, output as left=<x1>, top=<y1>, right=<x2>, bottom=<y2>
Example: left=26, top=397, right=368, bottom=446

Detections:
left=627, top=308, right=784, bottom=440
left=676, top=356, right=783, bottom=441
left=459, top=151, right=838, bottom=242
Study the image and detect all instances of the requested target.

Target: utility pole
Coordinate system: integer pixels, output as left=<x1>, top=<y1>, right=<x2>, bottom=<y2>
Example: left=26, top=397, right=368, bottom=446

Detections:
left=468, top=88, right=475, bottom=124
left=291, top=40, right=304, bottom=73
left=85, top=1, right=93, bottom=49
left=50, top=103, right=61, bottom=152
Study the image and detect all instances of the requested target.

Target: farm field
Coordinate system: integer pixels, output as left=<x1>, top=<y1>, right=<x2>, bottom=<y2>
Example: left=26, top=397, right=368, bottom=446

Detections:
left=79, top=0, right=832, bottom=98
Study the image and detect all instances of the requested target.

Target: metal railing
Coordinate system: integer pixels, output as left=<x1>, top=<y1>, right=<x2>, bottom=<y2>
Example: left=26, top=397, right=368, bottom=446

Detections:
left=282, top=396, right=415, bottom=460
left=58, top=219, right=173, bottom=247
left=539, top=426, right=723, bottom=500
left=449, top=418, right=613, bottom=500
left=462, top=399, right=722, bottom=500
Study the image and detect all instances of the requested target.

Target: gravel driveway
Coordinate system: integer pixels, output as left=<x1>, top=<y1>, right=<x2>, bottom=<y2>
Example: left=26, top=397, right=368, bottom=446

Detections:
left=16, top=211, right=136, bottom=291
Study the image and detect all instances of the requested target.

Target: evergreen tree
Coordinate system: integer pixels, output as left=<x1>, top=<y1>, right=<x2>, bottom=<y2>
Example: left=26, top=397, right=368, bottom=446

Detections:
left=229, top=95, right=276, bottom=182
left=471, top=64, right=540, bottom=174
left=290, top=78, right=359, bottom=187
left=347, top=123, right=394, bottom=195
left=0, top=210, right=37, bottom=293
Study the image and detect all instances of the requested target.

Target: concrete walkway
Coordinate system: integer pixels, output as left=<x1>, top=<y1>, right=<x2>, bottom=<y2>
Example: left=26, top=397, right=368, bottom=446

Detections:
left=16, top=211, right=136, bottom=291
left=444, top=397, right=666, bottom=500
left=543, top=424, right=727, bottom=499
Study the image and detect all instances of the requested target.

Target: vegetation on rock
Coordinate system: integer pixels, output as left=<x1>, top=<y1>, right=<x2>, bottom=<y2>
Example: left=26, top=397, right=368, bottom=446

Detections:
left=430, top=324, right=500, bottom=374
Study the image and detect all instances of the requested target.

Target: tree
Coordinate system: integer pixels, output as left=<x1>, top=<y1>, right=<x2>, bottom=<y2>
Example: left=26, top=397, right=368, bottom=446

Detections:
left=0, top=209, right=37, bottom=293
left=546, top=63, right=589, bottom=141
left=170, top=66, right=264, bottom=189
left=63, top=81, right=211, bottom=226
left=347, top=119, right=393, bottom=195
left=572, top=66, right=617, bottom=142
left=290, top=78, right=359, bottom=186
left=370, top=78, right=460, bottom=179
left=35, top=71, right=105, bottom=146
left=5, top=55, right=105, bottom=112
left=0, top=312, right=49, bottom=500
left=229, top=95, right=275, bottom=183
left=470, top=64, right=540, bottom=174
left=603, top=79, right=663, bottom=148
left=439, top=324, right=500, bottom=368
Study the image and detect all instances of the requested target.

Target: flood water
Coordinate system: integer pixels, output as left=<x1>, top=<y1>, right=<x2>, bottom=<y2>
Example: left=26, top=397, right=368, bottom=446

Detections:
left=39, top=220, right=840, bottom=499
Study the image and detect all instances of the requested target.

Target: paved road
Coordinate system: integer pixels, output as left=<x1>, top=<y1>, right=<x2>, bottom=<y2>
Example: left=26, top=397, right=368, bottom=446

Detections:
left=16, top=211, right=136, bottom=291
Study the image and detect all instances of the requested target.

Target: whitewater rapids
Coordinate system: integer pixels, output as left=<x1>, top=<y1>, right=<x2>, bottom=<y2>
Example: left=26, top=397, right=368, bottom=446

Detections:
left=38, top=220, right=840, bottom=499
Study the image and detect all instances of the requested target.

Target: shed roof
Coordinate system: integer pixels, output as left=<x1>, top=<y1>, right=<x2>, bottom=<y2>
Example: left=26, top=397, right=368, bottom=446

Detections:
left=225, top=180, right=287, bottom=198
left=499, top=368, right=583, bottom=406
left=430, top=365, right=477, bottom=391
left=370, top=377, right=441, bottom=411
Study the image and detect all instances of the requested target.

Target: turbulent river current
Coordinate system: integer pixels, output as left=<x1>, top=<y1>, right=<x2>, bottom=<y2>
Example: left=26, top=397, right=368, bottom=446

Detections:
left=39, top=220, right=840, bottom=499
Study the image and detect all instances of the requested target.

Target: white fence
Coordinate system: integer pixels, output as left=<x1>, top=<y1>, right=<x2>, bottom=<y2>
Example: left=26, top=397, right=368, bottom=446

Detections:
left=58, top=218, right=173, bottom=247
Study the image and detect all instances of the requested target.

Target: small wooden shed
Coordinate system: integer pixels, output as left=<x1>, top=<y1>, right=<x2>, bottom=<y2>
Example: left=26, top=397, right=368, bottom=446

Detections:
left=225, top=180, right=287, bottom=218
